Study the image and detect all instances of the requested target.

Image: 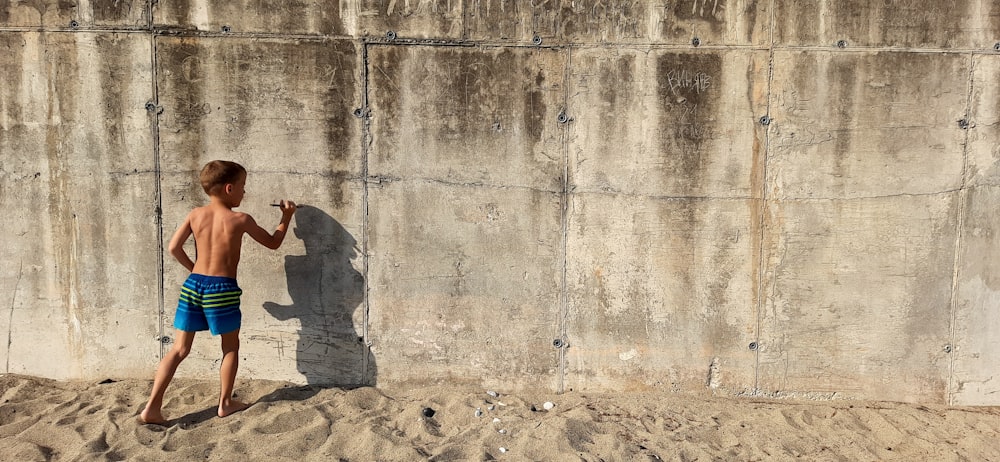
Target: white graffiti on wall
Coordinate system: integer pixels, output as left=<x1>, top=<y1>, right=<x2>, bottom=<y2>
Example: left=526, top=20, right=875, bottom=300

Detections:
left=665, top=69, right=712, bottom=96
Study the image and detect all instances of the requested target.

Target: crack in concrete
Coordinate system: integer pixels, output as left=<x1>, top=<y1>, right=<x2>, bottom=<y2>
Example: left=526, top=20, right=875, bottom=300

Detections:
left=6, top=260, right=23, bottom=373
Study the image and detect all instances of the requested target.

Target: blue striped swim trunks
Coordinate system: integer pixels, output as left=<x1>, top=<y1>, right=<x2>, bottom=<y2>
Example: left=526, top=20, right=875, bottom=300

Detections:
left=173, top=274, right=243, bottom=335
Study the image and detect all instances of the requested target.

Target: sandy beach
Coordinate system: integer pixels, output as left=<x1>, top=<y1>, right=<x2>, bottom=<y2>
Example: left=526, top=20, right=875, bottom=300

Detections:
left=1, top=373, right=998, bottom=461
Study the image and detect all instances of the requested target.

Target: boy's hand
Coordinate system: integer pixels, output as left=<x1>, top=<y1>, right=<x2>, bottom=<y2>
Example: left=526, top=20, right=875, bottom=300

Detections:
left=278, top=200, right=297, bottom=215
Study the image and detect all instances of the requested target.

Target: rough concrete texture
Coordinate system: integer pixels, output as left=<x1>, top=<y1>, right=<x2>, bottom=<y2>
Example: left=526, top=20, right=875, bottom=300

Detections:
left=3, top=1, right=1000, bottom=405
left=0, top=31, right=159, bottom=379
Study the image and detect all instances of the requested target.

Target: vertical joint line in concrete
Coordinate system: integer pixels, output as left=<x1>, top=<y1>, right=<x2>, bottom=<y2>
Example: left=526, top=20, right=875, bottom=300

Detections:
left=556, top=47, right=573, bottom=394
left=945, top=52, right=976, bottom=405
left=150, top=31, right=165, bottom=359
left=459, top=0, right=468, bottom=42
left=359, top=41, right=373, bottom=384
left=751, top=0, right=779, bottom=394
left=960, top=53, right=975, bottom=186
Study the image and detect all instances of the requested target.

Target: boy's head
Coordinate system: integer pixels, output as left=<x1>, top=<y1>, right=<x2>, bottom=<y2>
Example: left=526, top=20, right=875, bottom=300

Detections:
left=200, top=160, right=247, bottom=197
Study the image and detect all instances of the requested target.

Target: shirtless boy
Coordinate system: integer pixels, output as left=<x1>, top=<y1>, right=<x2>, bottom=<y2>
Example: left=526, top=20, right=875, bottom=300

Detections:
left=140, top=160, right=296, bottom=425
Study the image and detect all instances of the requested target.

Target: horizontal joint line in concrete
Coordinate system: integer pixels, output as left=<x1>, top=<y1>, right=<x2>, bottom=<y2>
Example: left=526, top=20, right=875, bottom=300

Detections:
left=773, top=45, right=1000, bottom=55
left=571, top=188, right=755, bottom=202
left=150, top=30, right=357, bottom=41
left=0, top=27, right=150, bottom=33
left=777, top=187, right=964, bottom=202
left=368, top=176, right=561, bottom=195
left=4, top=28, right=994, bottom=56
left=161, top=169, right=364, bottom=183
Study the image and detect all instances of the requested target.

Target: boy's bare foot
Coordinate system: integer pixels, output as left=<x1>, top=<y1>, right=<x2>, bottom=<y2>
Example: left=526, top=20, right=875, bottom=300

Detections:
left=218, top=400, right=250, bottom=418
left=139, top=408, right=168, bottom=425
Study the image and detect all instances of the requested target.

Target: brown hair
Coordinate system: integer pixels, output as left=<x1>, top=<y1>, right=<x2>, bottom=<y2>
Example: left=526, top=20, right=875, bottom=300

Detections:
left=199, top=160, right=246, bottom=195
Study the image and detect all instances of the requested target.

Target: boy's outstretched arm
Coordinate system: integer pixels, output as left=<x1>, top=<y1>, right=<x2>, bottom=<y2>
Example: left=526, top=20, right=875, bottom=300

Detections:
left=168, top=213, right=196, bottom=272
left=244, top=200, right=296, bottom=250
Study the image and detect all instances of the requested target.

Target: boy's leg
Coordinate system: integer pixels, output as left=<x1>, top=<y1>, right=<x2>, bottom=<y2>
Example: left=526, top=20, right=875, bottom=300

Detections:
left=218, top=328, right=248, bottom=417
left=140, top=330, right=196, bottom=424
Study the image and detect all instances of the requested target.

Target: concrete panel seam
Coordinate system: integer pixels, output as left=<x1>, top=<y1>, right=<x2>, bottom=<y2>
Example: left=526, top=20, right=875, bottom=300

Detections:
left=147, top=29, right=361, bottom=41
left=0, top=27, right=151, bottom=33
left=945, top=52, right=978, bottom=405
left=571, top=189, right=758, bottom=202
left=769, top=45, right=1000, bottom=55
left=369, top=176, right=564, bottom=197
left=360, top=41, right=373, bottom=385
left=149, top=30, right=166, bottom=359
left=775, top=188, right=965, bottom=202
left=557, top=47, right=574, bottom=394
left=752, top=0, right=779, bottom=395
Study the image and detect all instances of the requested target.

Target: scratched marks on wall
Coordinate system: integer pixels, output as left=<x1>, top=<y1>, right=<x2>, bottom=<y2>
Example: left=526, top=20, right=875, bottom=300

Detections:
left=674, top=0, right=726, bottom=21
left=465, top=0, right=760, bottom=44
left=473, top=0, right=647, bottom=42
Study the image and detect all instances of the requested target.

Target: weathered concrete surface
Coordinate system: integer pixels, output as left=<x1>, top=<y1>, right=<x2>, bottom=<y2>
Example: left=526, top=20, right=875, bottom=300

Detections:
left=367, top=181, right=563, bottom=390
left=4, top=2, right=1000, bottom=405
left=368, top=45, right=566, bottom=190
left=153, top=0, right=348, bottom=36
left=465, top=0, right=769, bottom=46
left=951, top=55, right=1000, bottom=405
left=565, top=194, right=758, bottom=392
left=767, top=50, right=968, bottom=199
left=569, top=47, right=769, bottom=198
left=366, top=44, right=565, bottom=389
left=0, top=32, right=158, bottom=379
left=0, top=0, right=146, bottom=29
left=760, top=50, right=968, bottom=402
left=968, top=54, right=1000, bottom=188
left=563, top=47, right=766, bottom=392
left=155, top=37, right=361, bottom=176
left=757, top=195, right=958, bottom=403
left=773, top=0, right=1000, bottom=49
left=952, top=186, right=1000, bottom=405
left=355, top=0, right=463, bottom=40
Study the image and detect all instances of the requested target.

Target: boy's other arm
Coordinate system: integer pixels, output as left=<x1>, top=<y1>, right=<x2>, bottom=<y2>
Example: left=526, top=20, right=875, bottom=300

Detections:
left=167, top=214, right=196, bottom=272
left=243, top=203, right=295, bottom=250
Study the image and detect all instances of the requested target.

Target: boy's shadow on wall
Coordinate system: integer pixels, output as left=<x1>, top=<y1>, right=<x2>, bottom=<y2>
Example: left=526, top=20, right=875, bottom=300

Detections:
left=258, top=206, right=373, bottom=402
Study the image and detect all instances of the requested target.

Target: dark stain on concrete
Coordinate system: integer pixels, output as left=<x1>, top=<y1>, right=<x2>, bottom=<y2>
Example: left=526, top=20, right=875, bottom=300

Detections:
left=92, top=0, right=138, bottom=23
left=0, top=34, right=25, bottom=133
left=157, top=37, right=206, bottom=175
left=777, top=0, right=985, bottom=48
left=673, top=0, right=728, bottom=35
left=0, top=0, right=76, bottom=25
left=39, top=33, right=83, bottom=356
left=599, top=53, right=635, bottom=108
left=826, top=54, right=857, bottom=178
left=319, top=40, right=357, bottom=163
left=158, top=0, right=190, bottom=27
left=374, top=46, right=554, bottom=163
left=656, top=51, right=721, bottom=193
left=559, top=0, right=646, bottom=41
left=95, top=34, right=132, bottom=173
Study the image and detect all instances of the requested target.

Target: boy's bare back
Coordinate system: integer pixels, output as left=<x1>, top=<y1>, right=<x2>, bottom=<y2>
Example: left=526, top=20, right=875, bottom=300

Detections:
left=185, top=205, right=249, bottom=278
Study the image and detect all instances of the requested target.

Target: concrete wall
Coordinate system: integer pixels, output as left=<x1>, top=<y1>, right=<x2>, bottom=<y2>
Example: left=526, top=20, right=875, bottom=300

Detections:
left=2, top=0, right=1000, bottom=405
